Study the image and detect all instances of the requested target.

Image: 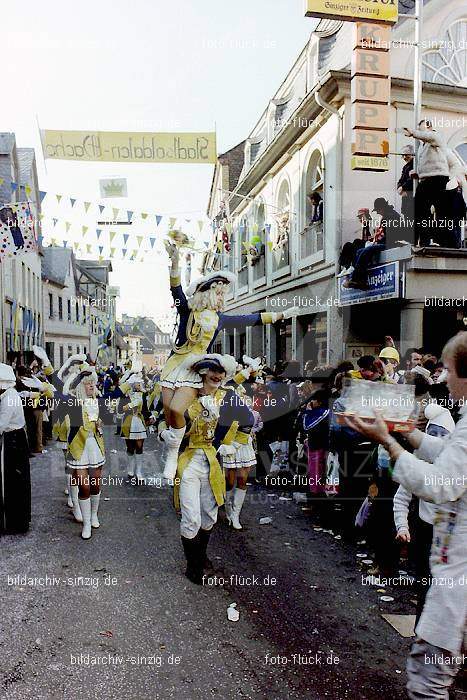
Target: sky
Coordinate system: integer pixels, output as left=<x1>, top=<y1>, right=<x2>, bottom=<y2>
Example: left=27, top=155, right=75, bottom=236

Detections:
left=2, top=0, right=314, bottom=326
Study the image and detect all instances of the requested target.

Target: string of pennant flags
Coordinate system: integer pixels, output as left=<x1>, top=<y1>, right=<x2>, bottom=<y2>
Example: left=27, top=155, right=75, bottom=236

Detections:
left=0, top=178, right=211, bottom=233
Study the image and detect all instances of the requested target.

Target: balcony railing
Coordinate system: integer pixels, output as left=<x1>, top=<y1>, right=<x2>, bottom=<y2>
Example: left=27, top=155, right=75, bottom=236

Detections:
left=238, top=265, right=248, bottom=289
left=299, top=222, right=324, bottom=260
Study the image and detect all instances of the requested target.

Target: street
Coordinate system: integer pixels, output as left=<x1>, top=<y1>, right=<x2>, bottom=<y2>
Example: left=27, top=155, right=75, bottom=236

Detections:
left=1, top=428, right=412, bottom=700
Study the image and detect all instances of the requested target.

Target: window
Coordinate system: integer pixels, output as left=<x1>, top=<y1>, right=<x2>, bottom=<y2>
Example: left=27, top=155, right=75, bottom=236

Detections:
left=59, top=345, right=64, bottom=365
left=67, top=299, right=71, bottom=322
left=302, top=149, right=325, bottom=259
left=455, top=143, right=467, bottom=165
left=48, top=293, right=54, bottom=319
left=68, top=345, right=73, bottom=357
left=84, top=346, right=87, bottom=354
left=422, top=20, right=467, bottom=86
left=252, top=202, right=266, bottom=282
left=272, top=180, right=291, bottom=272
left=76, top=345, right=80, bottom=354
left=58, top=297, right=63, bottom=320
left=237, top=218, right=249, bottom=288
left=75, top=301, right=79, bottom=322
left=83, top=304, right=87, bottom=324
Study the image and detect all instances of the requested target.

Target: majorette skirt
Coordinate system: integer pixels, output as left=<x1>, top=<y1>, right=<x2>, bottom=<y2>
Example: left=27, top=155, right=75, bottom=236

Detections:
left=222, top=437, right=257, bottom=469
left=160, top=354, right=203, bottom=391
left=127, top=416, right=148, bottom=441
left=67, top=435, right=105, bottom=469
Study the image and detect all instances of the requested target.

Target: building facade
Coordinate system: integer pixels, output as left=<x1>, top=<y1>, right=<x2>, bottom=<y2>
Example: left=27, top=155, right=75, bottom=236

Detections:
left=204, top=0, right=467, bottom=368
left=0, top=134, right=44, bottom=363
left=120, top=314, right=171, bottom=368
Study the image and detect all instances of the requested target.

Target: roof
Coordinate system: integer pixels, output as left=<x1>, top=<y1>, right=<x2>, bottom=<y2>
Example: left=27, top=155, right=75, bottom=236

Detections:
left=41, top=247, right=74, bottom=287
left=76, top=259, right=113, bottom=284
left=207, top=140, right=245, bottom=216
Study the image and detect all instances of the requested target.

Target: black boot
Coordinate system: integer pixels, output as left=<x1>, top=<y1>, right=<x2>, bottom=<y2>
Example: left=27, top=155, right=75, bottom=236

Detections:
left=181, top=535, right=203, bottom=585
left=198, top=528, right=213, bottom=570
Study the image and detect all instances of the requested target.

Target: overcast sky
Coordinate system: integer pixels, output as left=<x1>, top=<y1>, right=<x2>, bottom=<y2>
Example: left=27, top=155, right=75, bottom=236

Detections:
left=2, top=0, right=314, bottom=324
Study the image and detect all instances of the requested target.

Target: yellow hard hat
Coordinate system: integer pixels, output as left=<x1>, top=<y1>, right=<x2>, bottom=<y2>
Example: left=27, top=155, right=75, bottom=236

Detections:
left=379, top=346, right=400, bottom=362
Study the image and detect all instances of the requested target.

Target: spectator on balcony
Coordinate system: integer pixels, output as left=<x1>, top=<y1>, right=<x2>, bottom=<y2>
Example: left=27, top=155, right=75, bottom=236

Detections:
left=308, top=191, right=323, bottom=225
left=343, top=199, right=403, bottom=290
left=403, top=120, right=449, bottom=247
left=443, top=148, right=467, bottom=248
left=397, top=145, right=415, bottom=228
left=337, top=208, right=370, bottom=275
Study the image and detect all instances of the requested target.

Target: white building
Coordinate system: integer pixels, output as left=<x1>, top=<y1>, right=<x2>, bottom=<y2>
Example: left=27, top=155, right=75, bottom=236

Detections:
left=0, top=135, right=44, bottom=363
left=42, top=247, right=91, bottom=367
left=205, top=0, right=467, bottom=368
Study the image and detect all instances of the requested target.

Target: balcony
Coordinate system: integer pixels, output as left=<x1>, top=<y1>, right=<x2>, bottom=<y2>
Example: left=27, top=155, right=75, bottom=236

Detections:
left=299, top=222, right=324, bottom=262
left=238, top=265, right=249, bottom=290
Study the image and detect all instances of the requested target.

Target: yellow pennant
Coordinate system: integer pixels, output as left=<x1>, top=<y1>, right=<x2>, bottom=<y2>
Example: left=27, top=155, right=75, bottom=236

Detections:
left=84, top=202, right=91, bottom=213
left=267, top=241, right=274, bottom=251
left=110, top=247, right=115, bottom=258
left=137, top=236, right=143, bottom=247
left=109, top=231, right=117, bottom=243
left=141, top=212, right=148, bottom=220
left=73, top=242, right=80, bottom=251
left=56, top=194, right=62, bottom=204
left=0, top=178, right=4, bottom=186
left=82, top=226, right=88, bottom=236
left=25, top=184, right=32, bottom=196
left=86, top=244, right=92, bottom=254
left=169, top=217, right=176, bottom=228
left=65, top=222, right=71, bottom=232
left=112, top=207, right=119, bottom=220
left=51, top=238, right=57, bottom=246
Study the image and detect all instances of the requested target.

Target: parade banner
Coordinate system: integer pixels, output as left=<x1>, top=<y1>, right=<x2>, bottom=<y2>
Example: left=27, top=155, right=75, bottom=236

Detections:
left=305, top=0, right=397, bottom=24
left=0, top=203, right=37, bottom=260
left=41, top=130, right=217, bottom=164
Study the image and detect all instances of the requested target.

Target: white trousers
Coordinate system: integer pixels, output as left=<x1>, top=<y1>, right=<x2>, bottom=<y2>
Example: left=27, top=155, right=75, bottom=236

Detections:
left=179, top=450, right=218, bottom=539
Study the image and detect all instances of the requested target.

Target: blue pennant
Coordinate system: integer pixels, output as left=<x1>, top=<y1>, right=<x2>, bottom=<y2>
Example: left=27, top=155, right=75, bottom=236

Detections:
left=99, top=205, right=105, bottom=214
left=155, top=215, right=163, bottom=226
left=149, top=237, right=156, bottom=248
left=127, top=210, right=133, bottom=222
left=96, top=229, right=102, bottom=239
left=123, top=233, right=129, bottom=245
left=39, top=191, right=47, bottom=203
left=52, top=218, right=58, bottom=227
left=70, top=198, right=76, bottom=207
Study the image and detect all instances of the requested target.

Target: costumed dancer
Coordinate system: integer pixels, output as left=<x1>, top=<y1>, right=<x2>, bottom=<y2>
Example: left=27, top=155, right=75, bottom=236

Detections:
left=173, top=354, right=253, bottom=584
left=0, top=363, right=31, bottom=534
left=222, top=356, right=263, bottom=530
left=33, top=347, right=105, bottom=540
left=116, top=372, right=151, bottom=482
left=160, top=239, right=299, bottom=481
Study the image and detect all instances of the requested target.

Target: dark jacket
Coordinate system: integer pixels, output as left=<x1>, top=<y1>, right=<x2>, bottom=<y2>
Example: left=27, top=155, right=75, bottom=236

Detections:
left=397, top=159, right=414, bottom=194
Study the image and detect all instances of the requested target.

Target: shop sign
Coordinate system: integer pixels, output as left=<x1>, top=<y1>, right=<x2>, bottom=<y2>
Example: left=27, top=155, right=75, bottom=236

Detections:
left=305, top=0, right=398, bottom=24
left=337, top=260, right=400, bottom=306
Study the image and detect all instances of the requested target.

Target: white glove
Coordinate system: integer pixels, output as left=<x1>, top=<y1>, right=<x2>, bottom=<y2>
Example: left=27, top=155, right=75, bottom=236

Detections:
left=282, top=305, right=301, bottom=320
left=32, top=345, right=52, bottom=368
left=160, top=429, right=180, bottom=447
left=199, top=394, right=220, bottom=419
left=217, top=444, right=236, bottom=457
left=164, top=239, right=180, bottom=266
left=242, top=355, right=262, bottom=372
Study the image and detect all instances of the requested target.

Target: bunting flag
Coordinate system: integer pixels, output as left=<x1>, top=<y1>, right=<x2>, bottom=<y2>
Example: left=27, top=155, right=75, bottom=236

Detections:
left=198, top=221, right=204, bottom=232
left=86, top=244, right=92, bottom=253
left=141, top=212, right=148, bottom=220
left=122, top=248, right=127, bottom=257
left=96, top=229, right=102, bottom=239
left=149, top=237, right=156, bottom=248
left=52, top=218, right=58, bottom=227
left=25, top=185, right=32, bottom=197
left=267, top=241, right=274, bottom=250
left=265, top=223, right=271, bottom=234
left=11, top=183, right=18, bottom=193
left=73, top=242, right=80, bottom=251
left=156, top=215, right=163, bottom=226
left=109, top=231, right=117, bottom=243
left=0, top=178, right=4, bottom=186
left=63, top=240, right=68, bottom=247
left=65, top=222, right=71, bottom=232
left=98, top=204, right=105, bottom=214
left=127, top=210, right=133, bottom=222
left=39, top=190, right=47, bottom=203
left=84, top=201, right=91, bottom=213
left=169, top=217, right=176, bottom=229
left=70, top=198, right=76, bottom=207
left=56, top=194, right=62, bottom=204
left=98, top=246, right=104, bottom=255
left=110, top=247, right=116, bottom=258
left=112, top=207, right=119, bottom=220
left=137, top=236, right=143, bottom=247
left=82, top=225, right=88, bottom=236
left=123, top=233, right=129, bottom=245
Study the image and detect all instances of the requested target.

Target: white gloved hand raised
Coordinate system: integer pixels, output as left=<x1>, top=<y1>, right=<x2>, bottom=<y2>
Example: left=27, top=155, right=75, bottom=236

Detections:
left=32, top=345, right=52, bottom=367
left=242, top=355, right=262, bottom=373
left=164, top=239, right=180, bottom=266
